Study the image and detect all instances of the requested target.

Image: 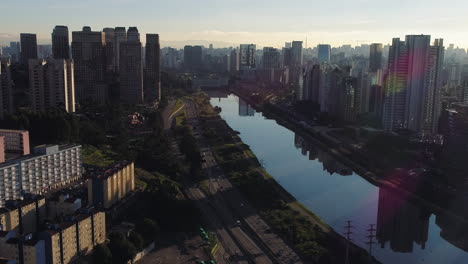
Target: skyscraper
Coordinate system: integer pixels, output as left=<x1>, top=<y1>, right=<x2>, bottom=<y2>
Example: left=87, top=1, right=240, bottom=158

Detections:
left=119, top=27, right=143, bottom=104
left=103, top=27, right=116, bottom=72
left=0, top=58, right=14, bottom=118
left=239, top=44, right=256, bottom=69
left=383, top=35, right=444, bottom=135
left=144, top=34, right=161, bottom=103
left=369, top=43, right=383, bottom=73
left=9, top=42, right=20, bottom=63
left=183, top=45, right=202, bottom=71
left=71, top=26, right=107, bottom=104
left=28, top=59, right=75, bottom=113
left=114, top=27, right=127, bottom=72
left=52, top=26, right=70, bottom=59
left=317, top=44, right=331, bottom=64
left=230, top=49, right=240, bottom=72
left=262, top=47, right=280, bottom=69
left=290, top=41, right=304, bottom=85
left=20, top=33, right=38, bottom=64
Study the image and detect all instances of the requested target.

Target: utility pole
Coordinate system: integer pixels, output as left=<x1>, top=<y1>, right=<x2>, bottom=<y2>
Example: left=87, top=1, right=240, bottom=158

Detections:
left=366, top=224, right=376, bottom=264
left=344, top=220, right=353, bottom=264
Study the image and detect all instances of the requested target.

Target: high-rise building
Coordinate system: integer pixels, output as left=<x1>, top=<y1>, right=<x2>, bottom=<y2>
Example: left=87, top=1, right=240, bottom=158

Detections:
left=369, top=43, right=383, bottom=73
left=144, top=34, right=161, bottom=103
left=20, top=33, right=38, bottom=65
left=239, top=44, right=256, bottom=69
left=262, top=47, right=280, bottom=69
left=71, top=26, right=107, bottom=105
left=114, top=27, right=127, bottom=72
left=52, top=26, right=70, bottom=59
left=304, top=64, right=321, bottom=103
left=291, top=41, right=303, bottom=68
left=103, top=28, right=116, bottom=72
left=119, top=27, right=143, bottom=104
left=183, top=45, right=202, bottom=71
left=0, top=58, right=14, bottom=118
left=383, top=35, right=444, bottom=135
left=229, top=49, right=240, bottom=72
left=317, top=44, right=331, bottom=64
left=28, top=59, right=75, bottom=113
left=9, top=42, right=20, bottom=63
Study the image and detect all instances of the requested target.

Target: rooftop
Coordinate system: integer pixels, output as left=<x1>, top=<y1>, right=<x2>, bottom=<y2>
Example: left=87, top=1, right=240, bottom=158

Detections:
left=86, top=160, right=133, bottom=180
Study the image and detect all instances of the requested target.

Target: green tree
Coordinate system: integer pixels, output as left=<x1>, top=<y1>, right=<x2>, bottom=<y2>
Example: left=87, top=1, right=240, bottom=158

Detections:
left=128, top=231, right=144, bottom=251
left=91, top=244, right=112, bottom=264
left=136, top=218, right=160, bottom=244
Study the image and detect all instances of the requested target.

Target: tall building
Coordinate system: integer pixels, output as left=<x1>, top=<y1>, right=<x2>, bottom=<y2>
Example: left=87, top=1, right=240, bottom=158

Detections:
left=0, top=58, right=14, bottom=118
left=262, top=47, right=280, bottom=69
left=0, top=129, right=30, bottom=156
left=20, top=34, right=38, bottom=65
left=183, top=45, right=202, bottom=71
left=52, top=26, right=70, bottom=59
left=383, top=35, right=444, bottom=135
left=229, top=49, right=240, bottom=72
left=28, top=59, right=75, bottom=113
left=114, top=27, right=127, bottom=72
left=103, top=28, right=116, bottom=72
left=369, top=43, right=383, bottom=73
left=119, top=27, right=143, bottom=104
left=304, top=64, right=321, bottom=103
left=9, top=42, right=20, bottom=63
left=317, top=44, right=331, bottom=64
left=239, top=44, right=256, bottom=69
left=71, top=26, right=107, bottom=105
left=144, top=34, right=161, bottom=103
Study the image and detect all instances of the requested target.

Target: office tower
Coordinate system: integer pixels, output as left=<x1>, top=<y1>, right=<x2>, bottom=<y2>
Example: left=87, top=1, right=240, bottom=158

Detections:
left=291, top=41, right=304, bottom=68
left=114, top=27, right=127, bottom=72
left=369, top=43, right=383, bottom=73
left=383, top=35, right=444, bottom=135
left=239, top=44, right=256, bottom=69
left=183, top=45, right=202, bottom=71
left=262, top=47, right=280, bottom=69
left=317, top=44, right=331, bottom=64
left=144, top=34, right=161, bottom=103
left=103, top=27, right=116, bottom=72
left=28, top=59, right=75, bottom=113
left=71, top=26, right=107, bottom=104
left=230, top=49, right=240, bottom=72
left=0, top=58, right=14, bottom=118
left=20, top=33, right=38, bottom=64
left=119, top=27, right=143, bottom=104
left=342, top=76, right=358, bottom=122
left=304, top=64, right=321, bottom=103
left=369, top=84, right=384, bottom=119
left=52, top=26, right=70, bottom=59
left=9, top=42, right=20, bottom=63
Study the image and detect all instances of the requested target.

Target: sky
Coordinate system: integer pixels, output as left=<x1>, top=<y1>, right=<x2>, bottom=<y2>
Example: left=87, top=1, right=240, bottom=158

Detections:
left=1, top=0, right=468, bottom=49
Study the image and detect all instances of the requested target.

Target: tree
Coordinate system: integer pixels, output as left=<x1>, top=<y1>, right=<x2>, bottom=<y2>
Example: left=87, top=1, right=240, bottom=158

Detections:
left=128, top=231, right=144, bottom=251
left=108, top=232, right=137, bottom=264
left=136, top=218, right=160, bottom=244
left=91, top=244, right=112, bottom=264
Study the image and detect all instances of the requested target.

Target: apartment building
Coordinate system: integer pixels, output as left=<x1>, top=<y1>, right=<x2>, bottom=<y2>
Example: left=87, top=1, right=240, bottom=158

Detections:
left=87, top=161, right=135, bottom=209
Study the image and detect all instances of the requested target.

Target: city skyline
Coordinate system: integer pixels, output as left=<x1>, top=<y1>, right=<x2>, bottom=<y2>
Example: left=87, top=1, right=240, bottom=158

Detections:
left=1, top=0, right=468, bottom=48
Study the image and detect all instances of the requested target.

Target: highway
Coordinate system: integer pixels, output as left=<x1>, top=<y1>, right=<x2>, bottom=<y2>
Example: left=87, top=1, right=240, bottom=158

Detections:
left=184, top=99, right=303, bottom=264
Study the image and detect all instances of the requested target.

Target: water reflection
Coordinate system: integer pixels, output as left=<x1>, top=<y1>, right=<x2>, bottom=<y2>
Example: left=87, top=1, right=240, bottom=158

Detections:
left=294, top=133, right=352, bottom=176
left=238, top=98, right=255, bottom=116
left=209, top=93, right=468, bottom=263
left=376, top=187, right=430, bottom=252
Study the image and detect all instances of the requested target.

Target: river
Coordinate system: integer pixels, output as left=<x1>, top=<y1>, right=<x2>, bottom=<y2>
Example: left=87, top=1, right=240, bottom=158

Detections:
left=209, top=93, right=468, bottom=264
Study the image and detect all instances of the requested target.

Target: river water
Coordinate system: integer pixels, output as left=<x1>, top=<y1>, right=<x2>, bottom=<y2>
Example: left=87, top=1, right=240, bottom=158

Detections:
left=209, top=94, right=468, bottom=264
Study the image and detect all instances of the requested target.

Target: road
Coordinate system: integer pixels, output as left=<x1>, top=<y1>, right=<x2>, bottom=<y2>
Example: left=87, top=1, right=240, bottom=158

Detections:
left=184, top=99, right=303, bottom=264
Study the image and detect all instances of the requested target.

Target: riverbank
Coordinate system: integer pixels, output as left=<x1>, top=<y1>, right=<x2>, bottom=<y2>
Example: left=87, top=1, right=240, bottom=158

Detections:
left=196, top=92, right=378, bottom=263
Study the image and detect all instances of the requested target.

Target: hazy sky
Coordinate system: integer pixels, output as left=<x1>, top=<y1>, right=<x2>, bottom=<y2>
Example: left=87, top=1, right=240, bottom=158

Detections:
left=1, top=0, right=468, bottom=48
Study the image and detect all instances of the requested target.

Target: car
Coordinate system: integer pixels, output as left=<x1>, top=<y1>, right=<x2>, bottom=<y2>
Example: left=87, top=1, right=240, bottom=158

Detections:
left=235, top=220, right=241, bottom=226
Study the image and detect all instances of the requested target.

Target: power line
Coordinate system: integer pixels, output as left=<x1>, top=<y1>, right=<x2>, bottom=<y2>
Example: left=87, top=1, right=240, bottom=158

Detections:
left=344, top=220, right=353, bottom=264
left=366, top=224, right=376, bottom=264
